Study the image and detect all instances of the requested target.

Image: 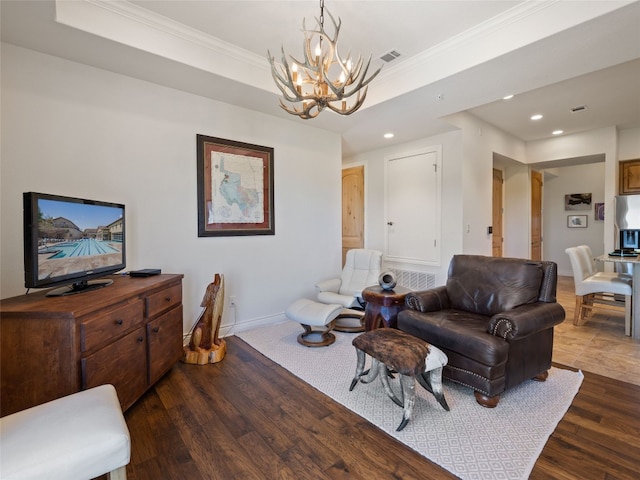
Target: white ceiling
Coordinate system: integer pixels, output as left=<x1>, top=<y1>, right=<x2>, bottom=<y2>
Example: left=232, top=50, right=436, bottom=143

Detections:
left=2, top=0, right=639, bottom=157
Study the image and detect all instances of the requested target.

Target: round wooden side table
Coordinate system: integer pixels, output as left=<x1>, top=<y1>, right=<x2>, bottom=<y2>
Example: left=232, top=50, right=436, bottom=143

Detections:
left=362, top=285, right=411, bottom=331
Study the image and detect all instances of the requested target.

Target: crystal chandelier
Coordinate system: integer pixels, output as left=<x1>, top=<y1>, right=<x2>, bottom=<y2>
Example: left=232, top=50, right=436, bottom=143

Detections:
left=267, top=0, right=382, bottom=119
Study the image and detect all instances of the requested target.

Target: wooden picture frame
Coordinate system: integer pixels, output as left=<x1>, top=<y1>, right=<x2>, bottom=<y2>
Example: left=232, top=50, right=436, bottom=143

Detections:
left=197, top=135, right=274, bottom=236
left=567, top=214, right=588, bottom=228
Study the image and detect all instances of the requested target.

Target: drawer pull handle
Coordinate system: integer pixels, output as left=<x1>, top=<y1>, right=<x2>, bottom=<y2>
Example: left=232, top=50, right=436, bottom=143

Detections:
left=115, top=319, right=124, bottom=326
left=164, top=297, right=171, bottom=302
left=152, top=327, right=160, bottom=333
left=137, top=336, right=144, bottom=343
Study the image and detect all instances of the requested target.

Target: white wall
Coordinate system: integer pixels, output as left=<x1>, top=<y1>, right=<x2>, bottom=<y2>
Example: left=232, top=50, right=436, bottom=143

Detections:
left=618, top=126, right=640, bottom=160
left=443, top=112, right=527, bottom=256
left=1, top=44, right=342, bottom=334
left=344, top=130, right=464, bottom=286
left=541, top=164, right=607, bottom=276
left=502, top=162, right=531, bottom=258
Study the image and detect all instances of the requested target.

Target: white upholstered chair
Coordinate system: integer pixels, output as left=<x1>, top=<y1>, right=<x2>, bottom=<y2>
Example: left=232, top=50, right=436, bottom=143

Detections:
left=565, top=245, right=633, bottom=335
left=316, top=249, right=382, bottom=332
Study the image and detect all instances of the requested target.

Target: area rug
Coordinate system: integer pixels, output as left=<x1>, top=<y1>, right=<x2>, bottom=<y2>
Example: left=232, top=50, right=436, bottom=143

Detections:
left=237, top=320, right=584, bottom=480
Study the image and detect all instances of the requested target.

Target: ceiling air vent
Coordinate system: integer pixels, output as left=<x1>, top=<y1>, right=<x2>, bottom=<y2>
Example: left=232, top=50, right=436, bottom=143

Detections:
left=380, top=50, right=401, bottom=63
left=570, top=105, right=589, bottom=113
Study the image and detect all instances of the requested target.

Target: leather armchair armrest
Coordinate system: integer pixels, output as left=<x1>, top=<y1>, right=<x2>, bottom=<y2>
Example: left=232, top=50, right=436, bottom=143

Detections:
left=488, top=302, right=566, bottom=340
left=315, top=278, right=341, bottom=294
left=405, top=286, right=450, bottom=313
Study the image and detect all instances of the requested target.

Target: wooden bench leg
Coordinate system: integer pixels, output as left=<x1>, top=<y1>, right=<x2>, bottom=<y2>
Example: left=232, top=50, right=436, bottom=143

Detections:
left=108, top=465, right=128, bottom=480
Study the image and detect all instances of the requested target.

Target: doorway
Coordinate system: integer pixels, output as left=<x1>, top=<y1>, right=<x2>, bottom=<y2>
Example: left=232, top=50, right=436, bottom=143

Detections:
left=342, top=165, right=364, bottom=266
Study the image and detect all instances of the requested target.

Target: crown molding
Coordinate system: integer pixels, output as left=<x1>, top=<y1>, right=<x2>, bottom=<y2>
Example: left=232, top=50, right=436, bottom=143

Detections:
left=55, top=0, right=275, bottom=92
left=369, top=0, right=634, bottom=108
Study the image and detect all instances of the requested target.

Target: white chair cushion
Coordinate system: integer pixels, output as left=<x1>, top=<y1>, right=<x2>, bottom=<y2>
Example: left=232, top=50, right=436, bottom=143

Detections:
left=579, top=272, right=632, bottom=296
left=0, top=384, right=130, bottom=480
left=285, top=299, right=342, bottom=327
left=566, top=246, right=633, bottom=296
left=317, top=291, right=360, bottom=308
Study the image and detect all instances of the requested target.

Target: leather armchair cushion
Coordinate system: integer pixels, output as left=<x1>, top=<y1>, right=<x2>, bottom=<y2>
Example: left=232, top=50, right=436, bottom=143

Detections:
left=399, top=309, right=509, bottom=367
left=446, top=255, right=544, bottom=316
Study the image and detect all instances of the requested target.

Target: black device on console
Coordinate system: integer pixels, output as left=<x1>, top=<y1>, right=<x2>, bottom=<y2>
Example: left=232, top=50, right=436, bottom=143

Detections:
left=129, top=269, right=161, bottom=277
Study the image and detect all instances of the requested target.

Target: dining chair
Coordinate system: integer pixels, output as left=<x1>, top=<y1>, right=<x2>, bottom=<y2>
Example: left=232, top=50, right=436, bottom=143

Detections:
left=565, top=245, right=632, bottom=335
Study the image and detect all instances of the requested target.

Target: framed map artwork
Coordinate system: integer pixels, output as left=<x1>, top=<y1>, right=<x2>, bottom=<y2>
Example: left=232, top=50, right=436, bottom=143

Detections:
left=197, top=135, right=274, bottom=236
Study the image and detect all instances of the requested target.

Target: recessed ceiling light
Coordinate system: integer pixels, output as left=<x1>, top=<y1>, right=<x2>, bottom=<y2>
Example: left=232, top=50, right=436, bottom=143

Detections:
left=531, top=114, right=543, bottom=121
left=502, top=95, right=514, bottom=100
left=552, top=130, right=564, bottom=135
left=384, top=133, right=394, bottom=139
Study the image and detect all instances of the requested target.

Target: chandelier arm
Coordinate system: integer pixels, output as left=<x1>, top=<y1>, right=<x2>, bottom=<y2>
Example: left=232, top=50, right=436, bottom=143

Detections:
left=279, top=99, right=320, bottom=119
left=268, top=50, right=301, bottom=100
left=326, top=88, right=368, bottom=115
left=343, top=58, right=382, bottom=93
left=325, top=57, right=381, bottom=99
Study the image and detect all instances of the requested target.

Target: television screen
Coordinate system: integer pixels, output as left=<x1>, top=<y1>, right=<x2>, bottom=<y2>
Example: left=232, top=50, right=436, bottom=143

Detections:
left=23, top=192, right=126, bottom=296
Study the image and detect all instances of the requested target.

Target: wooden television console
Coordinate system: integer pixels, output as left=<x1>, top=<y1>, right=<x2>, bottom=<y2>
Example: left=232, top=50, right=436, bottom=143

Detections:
left=1, top=273, right=184, bottom=417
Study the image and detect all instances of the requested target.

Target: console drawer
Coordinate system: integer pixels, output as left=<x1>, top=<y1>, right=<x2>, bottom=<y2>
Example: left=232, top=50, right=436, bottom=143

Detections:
left=146, top=283, right=182, bottom=318
left=80, top=300, right=144, bottom=353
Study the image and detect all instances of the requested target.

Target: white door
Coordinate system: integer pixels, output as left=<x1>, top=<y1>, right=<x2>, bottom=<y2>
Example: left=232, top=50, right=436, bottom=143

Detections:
left=385, top=147, right=441, bottom=264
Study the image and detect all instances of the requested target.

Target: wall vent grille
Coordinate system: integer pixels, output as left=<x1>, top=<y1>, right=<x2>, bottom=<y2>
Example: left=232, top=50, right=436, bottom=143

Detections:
left=388, top=269, right=436, bottom=291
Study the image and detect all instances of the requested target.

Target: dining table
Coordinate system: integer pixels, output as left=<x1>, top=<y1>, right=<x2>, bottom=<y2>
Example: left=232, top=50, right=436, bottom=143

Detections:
left=596, top=254, right=640, bottom=339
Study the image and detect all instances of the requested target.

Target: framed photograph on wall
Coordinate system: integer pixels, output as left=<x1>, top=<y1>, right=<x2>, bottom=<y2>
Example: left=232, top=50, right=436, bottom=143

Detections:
left=564, top=193, right=592, bottom=210
left=567, top=214, right=588, bottom=228
left=595, top=202, right=605, bottom=221
left=197, top=134, right=275, bottom=237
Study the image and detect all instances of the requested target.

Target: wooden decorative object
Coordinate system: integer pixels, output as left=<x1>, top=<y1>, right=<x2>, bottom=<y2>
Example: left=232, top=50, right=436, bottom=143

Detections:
left=183, top=273, right=227, bottom=364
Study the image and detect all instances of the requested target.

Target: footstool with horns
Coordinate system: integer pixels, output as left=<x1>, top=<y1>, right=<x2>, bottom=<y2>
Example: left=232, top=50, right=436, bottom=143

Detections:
left=350, top=328, right=450, bottom=431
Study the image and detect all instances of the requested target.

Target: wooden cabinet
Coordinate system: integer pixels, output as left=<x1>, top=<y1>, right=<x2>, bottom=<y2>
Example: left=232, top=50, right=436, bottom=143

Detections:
left=620, top=159, right=640, bottom=195
left=0, top=274, right=184, bottom=417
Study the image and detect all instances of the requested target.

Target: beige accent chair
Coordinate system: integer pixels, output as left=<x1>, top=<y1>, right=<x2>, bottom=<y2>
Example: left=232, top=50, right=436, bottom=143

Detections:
left=565, top=245, right=633, bottom=335
left=316, top=249, right=382, bottom=332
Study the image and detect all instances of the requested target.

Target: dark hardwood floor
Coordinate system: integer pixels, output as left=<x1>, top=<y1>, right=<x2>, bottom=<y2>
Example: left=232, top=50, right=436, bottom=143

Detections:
left=123, top=336, right=640, bottom=480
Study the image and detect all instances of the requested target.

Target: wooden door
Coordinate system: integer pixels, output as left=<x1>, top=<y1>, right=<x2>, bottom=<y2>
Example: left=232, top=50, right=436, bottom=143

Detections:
left=342, top=166, right=364, bottom=265
left=531, top=170, right=543, bottom=260
left=492, top=169, right=503, bottom=257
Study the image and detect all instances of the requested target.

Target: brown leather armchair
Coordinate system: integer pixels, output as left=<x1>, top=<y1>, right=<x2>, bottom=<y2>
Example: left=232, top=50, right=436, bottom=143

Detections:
left=397, top=255, right=565, bottom=407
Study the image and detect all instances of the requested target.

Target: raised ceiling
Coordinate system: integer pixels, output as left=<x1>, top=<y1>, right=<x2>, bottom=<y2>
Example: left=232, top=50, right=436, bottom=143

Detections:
left=2, top=0, right=639, bottom=157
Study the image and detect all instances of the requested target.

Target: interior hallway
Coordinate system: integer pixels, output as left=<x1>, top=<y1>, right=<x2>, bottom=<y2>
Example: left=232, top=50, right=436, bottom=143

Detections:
left=555, top=275, right=640, bottom=386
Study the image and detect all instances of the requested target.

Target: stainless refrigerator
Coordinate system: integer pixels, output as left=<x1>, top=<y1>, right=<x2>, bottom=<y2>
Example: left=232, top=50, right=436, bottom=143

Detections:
left=614, top=195, right=640, bottom=273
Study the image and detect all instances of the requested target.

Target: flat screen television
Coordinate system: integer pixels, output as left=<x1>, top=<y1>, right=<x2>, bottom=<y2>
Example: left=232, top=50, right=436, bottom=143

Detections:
left=23, top=192, right=126, bottom=296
